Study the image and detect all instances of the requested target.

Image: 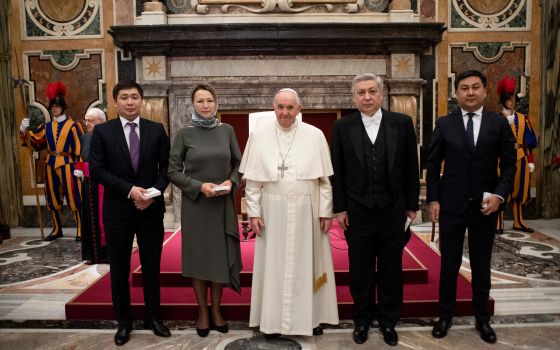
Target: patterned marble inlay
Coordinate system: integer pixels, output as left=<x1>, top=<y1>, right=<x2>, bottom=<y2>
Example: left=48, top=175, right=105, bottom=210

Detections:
left=23, top=0, right=102, bottom=38
left=463, top=230, right=560, bottom=281
left=450, top=0, right=529, bottom=31
left=0, top=239, right=82, bottom=285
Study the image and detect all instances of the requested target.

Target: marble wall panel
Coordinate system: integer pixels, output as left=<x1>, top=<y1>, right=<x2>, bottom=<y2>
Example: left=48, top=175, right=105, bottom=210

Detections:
left=420, top=0, right=436, bottom=21
left=450, top=44, right=527, bottom=112
left=116, top=49, right=135, bottom=82
left=27, top=51, right=105, bottom=125
left=170, top=58, right=387, bottom=78
left=115, top=0, right=135, bottom=25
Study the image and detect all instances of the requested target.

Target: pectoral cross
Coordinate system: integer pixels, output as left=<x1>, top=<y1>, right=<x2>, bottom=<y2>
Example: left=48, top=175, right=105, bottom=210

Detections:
left=278, top=161, right=288, bottom=178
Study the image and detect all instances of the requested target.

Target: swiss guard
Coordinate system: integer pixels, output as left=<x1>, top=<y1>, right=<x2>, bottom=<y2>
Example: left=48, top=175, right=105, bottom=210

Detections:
left=496, top=76, right=538, bottom=234
left=20, top=81, right=84, bottom=241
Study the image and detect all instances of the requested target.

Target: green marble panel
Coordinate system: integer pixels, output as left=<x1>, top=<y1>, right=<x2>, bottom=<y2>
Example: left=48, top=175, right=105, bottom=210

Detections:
left=25, top=16, right=48, bottom=37
left=468, top=42, right=510, bottom=60
left=509, top=5, right=527, bottom=28
left=450, top=3, right=472, bottom=29
left=42, top=50, right=85, bottom=67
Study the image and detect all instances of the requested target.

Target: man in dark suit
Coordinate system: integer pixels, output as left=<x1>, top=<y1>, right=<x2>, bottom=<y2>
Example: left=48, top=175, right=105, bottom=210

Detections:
left=90, top=80, right=171, bottom=346
left=427, top=70, right=516, bottom=344
left=331, top=73, right=420, bottom=346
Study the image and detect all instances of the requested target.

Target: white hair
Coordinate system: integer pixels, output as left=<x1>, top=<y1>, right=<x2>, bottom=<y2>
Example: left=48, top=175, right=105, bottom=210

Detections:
left=85, top=107, right=106, bottom=122
left=275, top=88, right=301, bottom=105
left=351, top=73, right=384, bottom=94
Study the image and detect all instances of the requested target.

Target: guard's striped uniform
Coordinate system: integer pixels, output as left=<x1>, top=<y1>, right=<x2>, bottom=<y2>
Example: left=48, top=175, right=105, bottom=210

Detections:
left=497, top=112, right=537, bottom=231
left=22, top=117, right=84, bottom=238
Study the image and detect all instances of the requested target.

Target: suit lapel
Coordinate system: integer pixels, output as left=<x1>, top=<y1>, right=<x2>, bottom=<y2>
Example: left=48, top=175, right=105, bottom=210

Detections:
left=474, top=110, right=490, bottom=156
left=348, top=113, right=365, bottom=169
left=139, top=118, right=149, bottom=170
left=452, top=110, right=472, bottom=154
left=112, top=119, right=134, bottom=170
left=383, top=110, right=397, bottom=172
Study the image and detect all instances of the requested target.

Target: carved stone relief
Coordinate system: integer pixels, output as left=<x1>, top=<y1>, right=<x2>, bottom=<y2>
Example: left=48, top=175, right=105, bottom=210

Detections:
left=164, top=0, right=392, bottom=14
left=390, top=95, right=417, bottom=126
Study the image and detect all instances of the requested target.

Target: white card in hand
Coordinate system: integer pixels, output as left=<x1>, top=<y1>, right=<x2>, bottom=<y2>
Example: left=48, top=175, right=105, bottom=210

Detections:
left=213, top=185, right=231, bottom=192
left=143, top=187, right=161, bottom=199
left=404, top=217, right=412, bottom=231
left=482, top=191, right=491, bottom=208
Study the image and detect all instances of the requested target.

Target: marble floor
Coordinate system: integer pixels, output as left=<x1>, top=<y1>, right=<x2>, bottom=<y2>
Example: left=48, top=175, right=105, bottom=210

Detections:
left=1, top=219, right=559, bottom=349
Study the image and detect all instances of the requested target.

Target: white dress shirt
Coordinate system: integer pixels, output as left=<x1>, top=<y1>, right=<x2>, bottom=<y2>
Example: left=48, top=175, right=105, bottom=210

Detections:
left=361, top=109, right=383, bottom=144
left=460, top=107, right=483, bottom=145
left=119, top=116, right=140, bottom=148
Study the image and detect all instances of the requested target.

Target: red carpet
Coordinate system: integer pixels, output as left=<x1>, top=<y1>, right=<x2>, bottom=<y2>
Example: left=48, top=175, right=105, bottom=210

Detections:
left=131, top=227, right=428, bottom=287
left=66, top=223, right=492, bottom=320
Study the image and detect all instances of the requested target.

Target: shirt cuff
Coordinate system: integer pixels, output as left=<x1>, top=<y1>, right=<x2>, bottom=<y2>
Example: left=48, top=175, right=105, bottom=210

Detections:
left=494, top=194, right=505, bottom=203
left=128, top=186, right=134, bottom=199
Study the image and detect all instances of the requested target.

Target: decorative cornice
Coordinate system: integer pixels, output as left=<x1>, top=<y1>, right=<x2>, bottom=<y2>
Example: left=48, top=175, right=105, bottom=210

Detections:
left=108, top=22, right=446, bottom=57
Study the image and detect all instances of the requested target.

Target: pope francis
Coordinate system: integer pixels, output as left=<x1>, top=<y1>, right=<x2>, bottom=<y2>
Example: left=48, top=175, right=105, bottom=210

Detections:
left=240, top=88, right=339, bottom=338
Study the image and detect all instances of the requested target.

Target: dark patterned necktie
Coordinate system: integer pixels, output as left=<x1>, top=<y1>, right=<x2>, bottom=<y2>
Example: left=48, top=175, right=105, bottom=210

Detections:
left=466, top=112, right=475, bottom=151
left=128, top=122, right=139, bottom=172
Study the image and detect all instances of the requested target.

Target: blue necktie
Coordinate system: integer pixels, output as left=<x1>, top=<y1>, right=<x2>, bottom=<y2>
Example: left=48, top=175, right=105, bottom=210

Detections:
left=466, top=112, right=475, bottom=151
left=128, top=122, right=139, bottom=172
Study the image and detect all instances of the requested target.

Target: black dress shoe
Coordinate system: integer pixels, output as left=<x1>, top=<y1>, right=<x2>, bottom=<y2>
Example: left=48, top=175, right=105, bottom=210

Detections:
left=44, top=232, right=63, bottom=241
left=114, top=326, right=132, bottom=346
left=432, top=318, right=452, bottom=338
left=143, top=320, right=171, bottom=337
left=313, top=325, right=323, bottom=336
left=379, top=327, right=398, bottom=346
left=352, top=325, right=369, bottom=344
left=513, top=226, right=534, bottom=233
left=196, top=327, right=209, bottom=337
left=264, top=333, right=281, bottom=340
left=475, top=321, right=497, bottom=344
left=496, top=229, right=504, bottom=235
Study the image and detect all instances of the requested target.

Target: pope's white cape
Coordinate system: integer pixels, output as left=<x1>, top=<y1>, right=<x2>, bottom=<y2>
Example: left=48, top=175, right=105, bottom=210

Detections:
left=239, top=119, right=333, bottom=181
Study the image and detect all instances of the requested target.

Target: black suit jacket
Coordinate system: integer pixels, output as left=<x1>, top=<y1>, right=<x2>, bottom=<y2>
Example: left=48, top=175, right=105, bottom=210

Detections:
left=89, top=118, right=170, bottom=221
left=331, top=109, right=420, bottom=213
left=426, top=110, right=516, bottom=214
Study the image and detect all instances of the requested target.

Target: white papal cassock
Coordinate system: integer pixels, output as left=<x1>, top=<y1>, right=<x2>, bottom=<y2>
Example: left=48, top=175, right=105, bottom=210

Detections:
left=240, top=119, right=339, bottom=336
